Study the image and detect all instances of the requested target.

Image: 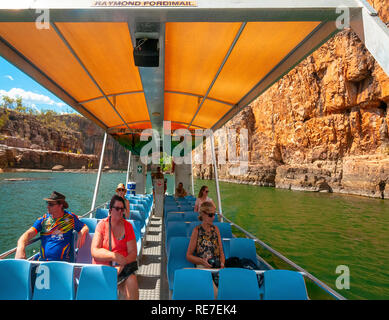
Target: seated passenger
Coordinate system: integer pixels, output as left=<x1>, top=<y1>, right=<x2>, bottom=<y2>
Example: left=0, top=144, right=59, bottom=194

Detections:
left=15, top=191, right=89, bottom=261
left=175, top=182, right=187, bottom=198
left=116, top=183, right=130, bottom=219
left=194, top=185, right=216, bottom=213
left=91, top=195, right=139, bottom=300
left=186, top=201, right=225, bottom=269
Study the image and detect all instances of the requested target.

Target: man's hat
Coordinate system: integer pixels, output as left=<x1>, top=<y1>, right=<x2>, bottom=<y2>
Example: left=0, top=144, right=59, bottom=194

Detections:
left=116, top=183, right=127, bottom=192
left=44, top=191, right=69, bottom=209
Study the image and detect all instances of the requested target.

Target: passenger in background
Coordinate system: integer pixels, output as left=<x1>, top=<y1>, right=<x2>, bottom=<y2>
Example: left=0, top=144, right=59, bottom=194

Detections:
left=116, top=183, right=130, bottom=219
left=91, top=195, right=139, bottom=300
left=194, top=185, right=216, bottom=213
left=186, top=201, right=225, bottom=269
left=15, top=191, right=89, bottom=261
left=175, top=182, right=187, bottom=198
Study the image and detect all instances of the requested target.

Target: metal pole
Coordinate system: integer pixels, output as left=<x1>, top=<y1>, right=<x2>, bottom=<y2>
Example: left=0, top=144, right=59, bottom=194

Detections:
left=126, top=150, right=132, bottom=186
left=191, top=151, right=195, bottom=196
left=90, top=132, right=108, bottom=216
left=210, top=133, right=223, bottom=221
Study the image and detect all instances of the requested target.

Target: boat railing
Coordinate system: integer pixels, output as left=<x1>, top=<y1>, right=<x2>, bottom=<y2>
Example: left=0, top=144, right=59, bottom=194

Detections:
left=0, top=201, right=108, bottom=260
left=218, top=212, right=347, bottom=300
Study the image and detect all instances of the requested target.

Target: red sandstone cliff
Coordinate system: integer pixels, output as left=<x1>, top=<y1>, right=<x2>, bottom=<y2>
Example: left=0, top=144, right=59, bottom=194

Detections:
left=194, top=0, right=389, bottom=199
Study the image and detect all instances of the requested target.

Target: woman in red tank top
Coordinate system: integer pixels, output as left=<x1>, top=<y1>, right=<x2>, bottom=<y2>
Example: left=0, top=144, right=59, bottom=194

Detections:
left=91, top=195, right=139, bottom=300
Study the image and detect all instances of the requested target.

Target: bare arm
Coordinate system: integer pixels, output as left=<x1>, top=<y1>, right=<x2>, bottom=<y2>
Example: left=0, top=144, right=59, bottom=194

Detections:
left=15, top=227, right=38, bottom=259
left=186, top=227, right=211, bottom=267
left=125, top=239, right=137, bottom=264
left=91, top=230, right=116, bottom=262
left=77, top=225, right=89, bottom=249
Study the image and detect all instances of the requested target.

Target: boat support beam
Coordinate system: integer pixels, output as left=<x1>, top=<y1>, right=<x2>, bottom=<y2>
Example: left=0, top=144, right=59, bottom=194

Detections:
left=90, top=132, right=107, bottom=216
left=210, top=133, right=223, bottom=222
left=126, top=150, right=132, bottom=187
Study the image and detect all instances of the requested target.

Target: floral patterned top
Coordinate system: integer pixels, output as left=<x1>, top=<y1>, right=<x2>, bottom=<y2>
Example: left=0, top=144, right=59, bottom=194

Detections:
left=194, top=225, right=220, bottom=261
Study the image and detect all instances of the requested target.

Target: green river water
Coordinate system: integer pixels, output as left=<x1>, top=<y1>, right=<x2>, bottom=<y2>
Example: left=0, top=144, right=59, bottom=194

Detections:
left=0, top=171, right=388, bottom=300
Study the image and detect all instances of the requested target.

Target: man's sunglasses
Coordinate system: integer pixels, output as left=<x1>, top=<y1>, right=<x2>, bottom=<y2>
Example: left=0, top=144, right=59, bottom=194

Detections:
left=47, top=202, right=58, bottom=206
left=117, top=189, right=126, bottom=192
left=112, top=206, right=125, bottom=212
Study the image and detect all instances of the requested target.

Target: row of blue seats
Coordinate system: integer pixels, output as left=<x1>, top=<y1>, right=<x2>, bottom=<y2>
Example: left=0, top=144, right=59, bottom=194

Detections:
left=165, top=211, right=219, bottom=225
left=172, top=268, right=308, bottom=300
left=0, top=260, right=117, bottom=300
left=166, top=237, right=259, bottom=291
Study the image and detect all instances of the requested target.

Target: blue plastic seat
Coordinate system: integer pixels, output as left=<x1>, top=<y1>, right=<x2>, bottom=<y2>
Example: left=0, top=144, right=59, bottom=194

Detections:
left=0, top=260, right=32, bottom=300
left=76, top=265, right=117, bottom=300
left=214, top=222, right=233, bottom=238
left=95, top=208, right=109, bottom=219
left=229, top=238, right=258, bottom=266
left=263, top=270, right=308, bottom=300
left=166, top=222, right=188, bottom=255
left=129, top=210, right=145, bottom=228
left=172, top=269, right=215, bottom=300
left=128, top=220, right=142, bottom=254
left=76, top=233, right=94, bottom=264
left=167, top=237, right=194, bottom=290
left=179, top=205, right=193, bottom=211
left=33, top=262, right=74, bottom=300
left=217, top=268, right=260, bottom=300
left=222, top=239, right=231, bottom=259
left=165, top=213, right=184, bottom=227
left=183, top=212, right=199, bottom=222
left=187, top=221, right=201, bottom=237
left=80, top=218, right=98, bottom=233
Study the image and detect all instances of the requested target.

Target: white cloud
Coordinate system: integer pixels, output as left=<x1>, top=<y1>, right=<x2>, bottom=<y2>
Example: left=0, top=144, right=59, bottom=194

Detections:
left=4, top=75, right=14, bottom=81
left=0, top=88, right=66, bottom=109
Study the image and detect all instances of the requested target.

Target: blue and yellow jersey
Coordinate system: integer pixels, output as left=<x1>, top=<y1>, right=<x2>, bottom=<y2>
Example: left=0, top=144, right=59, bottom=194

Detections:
left=32, top=210, right=85, bottom=261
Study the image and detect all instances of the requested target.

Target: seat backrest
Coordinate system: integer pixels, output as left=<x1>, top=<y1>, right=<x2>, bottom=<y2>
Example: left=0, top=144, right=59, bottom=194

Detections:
left=187, top=221, right=201, bottom=237
left=80, top=218, right=98, bottom=233
left=129, top=210, right=145, bottom=229
left=214, top=222, right=233, bottom=238
left=0, top=260, right=32, bottom=300
left=166, top=222, right=188, bottom=255
left=222, top=238, right=231, bottom=260
left=95, top=208, right=109, bottom=219
left=263, top=270, right=308, bottom=300
left=167, top=237, right=194, bottom=290
left=172, top=269, right=215, bottom=300
left=75, top=233, right=94, bottom=264
left=76, top=265, right=117, bottom=300
left=128, top=220, right=141, bottom=241
left=166, top=213, right=184, bottom=225
left=33, top=262, right=74, bottom=300
left=217, top=268, right=260, bottom=300
left=229, top=238, right=258, bottom=264
left=183, top=212, right=199, bottom=222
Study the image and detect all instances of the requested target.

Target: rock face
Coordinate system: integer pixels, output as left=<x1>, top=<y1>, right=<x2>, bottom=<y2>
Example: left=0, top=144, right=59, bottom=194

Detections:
left=0, top=110, right=128, bottom=170
left=194, top=0, right=389, bottom=199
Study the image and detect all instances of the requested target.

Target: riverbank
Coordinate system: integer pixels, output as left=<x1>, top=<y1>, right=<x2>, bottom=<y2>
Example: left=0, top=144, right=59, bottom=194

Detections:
left=0, top=168, right=126, bottom=173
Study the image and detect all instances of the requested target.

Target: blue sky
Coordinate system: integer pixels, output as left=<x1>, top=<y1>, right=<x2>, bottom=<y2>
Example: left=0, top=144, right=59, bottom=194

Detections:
left=0, top=56, right=76, bottom=114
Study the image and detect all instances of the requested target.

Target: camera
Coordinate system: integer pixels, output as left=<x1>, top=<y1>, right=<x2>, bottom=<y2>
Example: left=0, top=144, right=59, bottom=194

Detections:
left=208, top=258, right=221, bottom=268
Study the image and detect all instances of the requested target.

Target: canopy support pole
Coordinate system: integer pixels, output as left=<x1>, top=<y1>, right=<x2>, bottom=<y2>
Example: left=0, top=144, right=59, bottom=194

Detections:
left=210, top=133, right=223, bottom=222
left=90, top=132, right=107, bottom=217
left=126, top=151, right=132, bottom=186
left=191, top=151, right=195, bottom=196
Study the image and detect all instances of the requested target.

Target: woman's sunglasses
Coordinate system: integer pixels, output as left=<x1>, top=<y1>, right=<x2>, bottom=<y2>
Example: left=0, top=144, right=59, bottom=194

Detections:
left=201, top=212, right=215, bottom=218
left=112, top=206, right=125, bottom=212
left=117, top=189, right=125, bottom=192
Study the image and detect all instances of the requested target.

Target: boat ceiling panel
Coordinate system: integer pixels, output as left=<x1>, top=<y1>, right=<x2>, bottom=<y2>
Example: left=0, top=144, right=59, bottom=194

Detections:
left=192, top=99, right=232, bottom=129
left=164, top=92, right=201, bottom=127
left=164, top=22, right=241, bottom=97
left=55, top=22, right=144, bottom=96
left=114, top=93, right=150, bottom=125
left=0, top=22, right=101, bottom=101
left=208, top=21, right=321, bottom=104
left=82, top=98, right=124, bottom=128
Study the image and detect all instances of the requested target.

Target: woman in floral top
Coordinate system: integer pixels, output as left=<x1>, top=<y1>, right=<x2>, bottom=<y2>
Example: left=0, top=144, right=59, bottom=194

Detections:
left=186, top=201, right=225, bottom=269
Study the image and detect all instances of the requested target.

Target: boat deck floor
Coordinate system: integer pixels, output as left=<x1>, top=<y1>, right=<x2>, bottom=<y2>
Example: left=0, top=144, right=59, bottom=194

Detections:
left=137, top=215, right=169, bottom=300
